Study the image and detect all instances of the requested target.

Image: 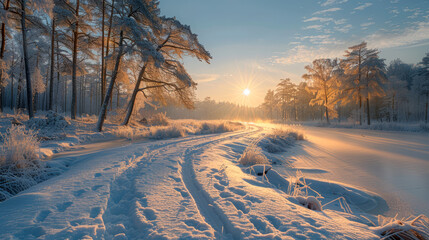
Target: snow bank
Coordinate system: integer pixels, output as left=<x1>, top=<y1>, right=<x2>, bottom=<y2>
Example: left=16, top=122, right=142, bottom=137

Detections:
left=258, top=127, right=304, bottom=153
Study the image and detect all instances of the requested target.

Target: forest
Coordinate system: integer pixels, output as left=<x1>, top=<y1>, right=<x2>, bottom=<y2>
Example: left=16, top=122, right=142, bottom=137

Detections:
left=261, top=42, right=429, bottom=125
left=0, top=0, right=211, bottom=131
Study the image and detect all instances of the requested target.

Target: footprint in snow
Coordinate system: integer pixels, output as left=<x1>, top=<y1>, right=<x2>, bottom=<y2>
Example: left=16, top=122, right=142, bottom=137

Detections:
left=169, top=176, right=181, bottom=182
left=219, top=191, right=233, bottom=198
left=91, top=185, right=103, bottom=191
left=249, top=215, right=272, bottom=234
left=174, top=187, right=190, bottom=198
left=244, top=195, right=262, bottom=203
left=229, top=187, right=247, bottom=196
left=56, top=202, right=73, bottom=212
left=184, top=219, right=209, bottom=231
left=265, top=215, right=284, bottom=231
left=94, top=173, right=102, bottom=178
left=213, top=183, right=225, bottom=191
left=90, top=207, right=102, bottom=218
left=35, top=210, right=51, bottom=223
left=228, top=198, right=249, bottom=214
left=142, top=208, right=157, bottom=221
left=73, top=189, right=86, bottom=197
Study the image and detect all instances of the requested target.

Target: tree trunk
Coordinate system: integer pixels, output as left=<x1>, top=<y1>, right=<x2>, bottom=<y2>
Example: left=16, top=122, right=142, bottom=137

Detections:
left=20, top=0, right=34, bottom=118
left=96, top=30, right=124, bottom=132
left=48, top=19, right=55, bottom=110
left=358, top=93, right=362, bottom=125
left=71, top=0, right=80, bottom=119
left=100, top=0, right=105, bottom=107
left=55, top=36, right=60, bottom=112
left=0, top=0, right=9, bottom=112
left=122, top=63, right=147, bottom=125
left=102, top=0, right=114, bottom=109
left=366, top=97, right=370, bottom=125
left=425, top=93, right=429, bottom=124
left=0, top=22, right=5, bottom=112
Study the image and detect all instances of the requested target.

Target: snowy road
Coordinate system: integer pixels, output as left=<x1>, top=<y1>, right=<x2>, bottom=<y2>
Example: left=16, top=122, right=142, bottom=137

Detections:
left=1, top=123, right=417, bottom=239
left=285, top=126, right=429, bottom=217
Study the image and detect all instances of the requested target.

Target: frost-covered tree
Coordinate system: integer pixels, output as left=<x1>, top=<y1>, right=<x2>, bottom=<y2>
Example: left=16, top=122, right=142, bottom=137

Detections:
left=385, top=59, right=414, bottom=122
left=5, top=0, right=53, bottom=117
left=341, top=41, right=381, bottom=125
left=262, top=89, right=276, bottom=119
left=416, top=53, right=429, bottom=124
left=275, top=78, right=297, bottom=121
left=121, top=16, right=211, bottom=126
left=303, top=58, right=340, bottom=124
left=361, top=54, right=386, bottom=125
left=96, top=0, right=162, bottom=131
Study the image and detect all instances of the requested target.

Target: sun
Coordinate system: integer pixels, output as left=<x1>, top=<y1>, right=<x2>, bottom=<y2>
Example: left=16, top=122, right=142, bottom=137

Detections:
left=243, top=88, right=250, bottom=96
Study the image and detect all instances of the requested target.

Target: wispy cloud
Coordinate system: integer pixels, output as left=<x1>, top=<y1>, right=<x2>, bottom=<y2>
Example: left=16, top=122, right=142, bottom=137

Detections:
left=303, top=17, right=333, bottom=22
left=304, top=25, right=324, bottom=30
left=334, top=24, right=352, bottom=33
left=193, top=74, right=220, bottom=83
left=321, top=0, right=348, bottom=7
left=367, top=21, right=429, bottom=49
left=361, top=22, right=375, bottom=27
left=334, top=18, right=347, bottom=25
left=354, top=3, right=372, bottom=10
left=313, top=7, right=341, bottom=15
left=273, top=45, right=345, bottom=65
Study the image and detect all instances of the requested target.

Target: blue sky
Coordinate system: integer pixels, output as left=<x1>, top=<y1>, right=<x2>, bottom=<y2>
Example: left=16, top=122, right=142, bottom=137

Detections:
left=159, top=0, right=429, bottom=107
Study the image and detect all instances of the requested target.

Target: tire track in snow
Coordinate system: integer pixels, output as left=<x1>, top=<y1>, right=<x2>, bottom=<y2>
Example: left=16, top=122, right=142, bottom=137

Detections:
left=180, top=125, right=263, bottom=239
left=101, top=126, right=260, bottom=239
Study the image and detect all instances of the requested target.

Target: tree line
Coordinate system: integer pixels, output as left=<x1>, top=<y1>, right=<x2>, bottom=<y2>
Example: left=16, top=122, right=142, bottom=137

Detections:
left=262, top=42, right=429, bottom=125
left=0, top=0, right=211, bottom=131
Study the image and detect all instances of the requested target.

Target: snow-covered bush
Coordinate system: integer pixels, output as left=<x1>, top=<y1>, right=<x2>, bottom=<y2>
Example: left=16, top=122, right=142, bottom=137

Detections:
left=149, top=124, right=186, bottom=139
left=239, top=147, right=269, bottom=166
left=258, top=127, right=304, bottom=153
left=0, top=125, right=47, bottom=201
left=0, top=125, right=40, bottom=168
left=371, top=214, right=429, bottom=240
left=26, top=111, right=70, bottom=140
left=148, top=112, right=170, bottom=126
left=195, top=121, right=243, bottom=134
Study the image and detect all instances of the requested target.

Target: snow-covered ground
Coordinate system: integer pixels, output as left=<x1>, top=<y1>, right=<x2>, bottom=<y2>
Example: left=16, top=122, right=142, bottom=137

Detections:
left=0, top=122, right=428, bottom=239
left=289, top=126, right=429, bottom=218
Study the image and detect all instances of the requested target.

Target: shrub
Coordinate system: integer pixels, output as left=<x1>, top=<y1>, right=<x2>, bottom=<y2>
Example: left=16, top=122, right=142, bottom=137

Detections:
left=239, top=147, right=269, bottom=166
left=148, top=112, right=170, bottom=126
left=0, top=125, right=40, bottom=168
left=149, top=125, right=186, bottom=139
left=258, top=127, right=305, bottom=153
left=372, top=214, right=429, bottom=240
left=0, top=125, right=46, bottom=201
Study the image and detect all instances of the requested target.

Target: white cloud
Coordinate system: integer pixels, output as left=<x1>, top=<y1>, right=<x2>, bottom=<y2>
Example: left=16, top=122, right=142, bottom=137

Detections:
left=334, top=18, right=347, bottom=25
left=361, top=22, right=375, bottom=27
left=304, top=25, right=324, bottom=30
left=313, top=8, right=341, bottom=15
left=354, top=3, right=372, bottom=10
left=367, top=21, right=429, bottom=49
left=303, top=17, right=333, bottom=22
left=390, top=9, right=399, bottom=15
left=273, top=45, right=345, bottom=64
left=334, top=24, right=352, bottom=33
left=193, top=74, right=220, bottom=83
left=321, top=0, right=348, bottom=7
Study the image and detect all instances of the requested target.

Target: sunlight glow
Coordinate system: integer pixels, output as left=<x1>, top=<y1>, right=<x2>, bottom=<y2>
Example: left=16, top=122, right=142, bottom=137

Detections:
left=243, top=88, right=250, bottom=96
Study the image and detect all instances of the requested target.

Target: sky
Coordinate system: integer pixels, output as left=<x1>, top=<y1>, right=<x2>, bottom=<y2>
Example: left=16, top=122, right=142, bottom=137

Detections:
left=159, top=0, right=429, bottom=107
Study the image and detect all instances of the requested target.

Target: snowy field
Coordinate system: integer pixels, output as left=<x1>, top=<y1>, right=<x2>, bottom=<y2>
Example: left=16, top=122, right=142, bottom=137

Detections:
left=0, top=120, right=428, bottom=239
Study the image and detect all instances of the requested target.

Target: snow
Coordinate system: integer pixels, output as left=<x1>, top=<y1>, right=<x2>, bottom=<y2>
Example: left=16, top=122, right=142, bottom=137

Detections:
left=0, top=121, right=427, bottom=239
